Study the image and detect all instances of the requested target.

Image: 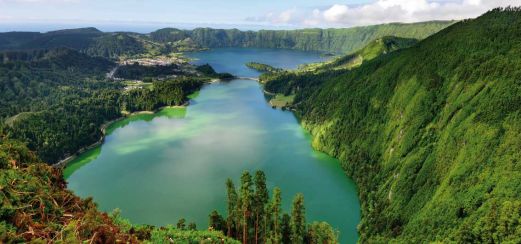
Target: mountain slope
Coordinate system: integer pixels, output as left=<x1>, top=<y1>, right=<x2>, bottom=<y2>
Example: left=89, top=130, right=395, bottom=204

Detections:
left=0, top=28, right=147, bottom=59
left=261, top=36, right=418, bottom=98
left=264, top=8, right=521, bottom=243
left=308, top=36, right=419, bottom=72
left=149, top=21, right=453, bottom=54
left=0, top=21, right=452, bottom=58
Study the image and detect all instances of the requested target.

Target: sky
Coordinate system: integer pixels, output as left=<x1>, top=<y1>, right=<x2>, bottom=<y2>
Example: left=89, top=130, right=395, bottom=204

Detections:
left=0, top=0, right=519, bottom=32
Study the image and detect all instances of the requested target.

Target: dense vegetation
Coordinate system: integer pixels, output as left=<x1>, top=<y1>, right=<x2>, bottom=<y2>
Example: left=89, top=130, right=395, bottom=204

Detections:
left=115, top=63, right=184, bottom=80
left=150, top=21, right=453, bottom=54
left=196, top=64, right=235, bottom=80
left=121, top=78, right=204, bottom=112
left=246, top=62, right=283, bottom=73
left=85, top=33, right=146, bottom=59
left=3, top=9, right=519, bottom=243
left=0, top=28, right=160, bottom=60
left=261, top=36, right=418, bottom=97
left=209, top=170, right=338, bottom=243
left=263, top=8, right=521, bottom=243
left=0, top=48, right=207, bottom=164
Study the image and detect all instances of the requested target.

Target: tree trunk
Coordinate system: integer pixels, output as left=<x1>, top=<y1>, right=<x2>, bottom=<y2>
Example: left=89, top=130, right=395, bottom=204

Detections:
left=255, top=213, right=259, bottom=244
left=264, top=217, right=267, bottom=244
left=243, top=211, right=248, bottom=244
left=227, top=221, right=231, bottom=237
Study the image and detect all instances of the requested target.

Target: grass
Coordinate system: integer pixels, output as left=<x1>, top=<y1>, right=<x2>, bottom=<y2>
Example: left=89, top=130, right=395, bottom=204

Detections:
left=270, top=94, right=295, bottom=108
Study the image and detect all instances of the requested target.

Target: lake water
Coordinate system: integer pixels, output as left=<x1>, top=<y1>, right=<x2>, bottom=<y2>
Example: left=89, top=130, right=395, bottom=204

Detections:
left=66, top=48, right=360, bottom=243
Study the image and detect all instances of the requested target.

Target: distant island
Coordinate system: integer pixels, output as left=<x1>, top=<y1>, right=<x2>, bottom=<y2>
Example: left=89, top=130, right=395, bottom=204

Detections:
left=245, top=62, right=283, bottom=73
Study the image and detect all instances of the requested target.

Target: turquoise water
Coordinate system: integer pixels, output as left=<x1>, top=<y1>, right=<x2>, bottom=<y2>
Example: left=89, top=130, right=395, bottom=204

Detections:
left=66, top=48, right=360, bottom=243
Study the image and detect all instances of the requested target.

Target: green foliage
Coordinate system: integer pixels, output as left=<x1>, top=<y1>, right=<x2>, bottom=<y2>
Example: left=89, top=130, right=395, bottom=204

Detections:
left=115, top=63, right=183, bottom=80
left=0, top=139, right=140, bottom=243
left=319, top=36, right=418, bottom=71
left=291, top=193, right=306, bottom=244
left=245, top=62, right=283, bottom=73
left=196, top=64, right=235, bottom=80
left=209, top=210, right=226, bottom=233
left=263, top=8, right=521, bottom=243
left=86, top=33, right=146, bottom=59
left=0, top=49, right=205, bottom=163
left=221, top=171, right=339, bottom=243
left=148, top=226, right=239, bottom=244
left=306, top=222, right=339, bottom=244
left=0, top=28, right=172, bottom=59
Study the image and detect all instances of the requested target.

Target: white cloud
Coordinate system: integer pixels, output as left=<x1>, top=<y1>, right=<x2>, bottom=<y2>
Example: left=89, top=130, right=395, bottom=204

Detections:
left=249, top=0, right=521, bottom=27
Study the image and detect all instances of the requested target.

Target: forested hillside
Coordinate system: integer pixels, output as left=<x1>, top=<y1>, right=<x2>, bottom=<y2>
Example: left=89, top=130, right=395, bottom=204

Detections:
left=262, top=36, right=418, bottom=96
left=263, top=8, right=521, bottom=243
left=0, top=48, right=208, bottom=164
left=150, top=21, right=452, bottom=54
left=0, top=21, right=452, bottom=59
left=0, top=28, right=148, bottom=59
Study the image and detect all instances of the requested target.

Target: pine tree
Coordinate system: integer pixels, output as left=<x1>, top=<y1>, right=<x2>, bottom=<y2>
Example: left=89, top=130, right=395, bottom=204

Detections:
left=270, top=187, right=282, bottom=243
left=306, top=222, right=339, bottom=244
left=226, top=178, right=239, bottom=238
left=291, top=193, right=306, bottom=244
left=209, top=210, right=226, bottom=232
left=176, top=218, right=186, bottom=230
left=188, top=222, right=197, bottom=230
left=240, top=171, right=254, bottom=244
left=254, top=170, right=269, bottom=244
left=281, top=213, right=292, bottom=244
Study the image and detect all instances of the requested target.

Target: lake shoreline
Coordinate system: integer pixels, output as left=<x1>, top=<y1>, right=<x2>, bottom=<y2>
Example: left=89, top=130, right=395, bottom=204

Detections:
left=53, top=75, right=256, bottom=169
left=53, top=104, right=187, bottom=169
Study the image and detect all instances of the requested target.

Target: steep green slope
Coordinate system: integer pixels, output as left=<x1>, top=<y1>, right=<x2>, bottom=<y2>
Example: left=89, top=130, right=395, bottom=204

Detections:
left=262, top=36, right=417, bottom=97
left=308, top=36, right=419, bottom=72
left=264, top=8, right=521, bottom=243
left=151, top=21, right=453, bottom=54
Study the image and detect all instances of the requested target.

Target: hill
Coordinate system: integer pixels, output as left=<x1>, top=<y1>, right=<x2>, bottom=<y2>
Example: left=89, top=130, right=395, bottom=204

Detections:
left=323, top=36, right=418, bottom=70
left=261, top=36, right=418, bottom=97
left=263, top=8, right=521, bottom=243
left=0, top=21, right=452, bottom=59
left=0, top=28, right=148, bottom=59
left=150, top=21, right=453, bottom=54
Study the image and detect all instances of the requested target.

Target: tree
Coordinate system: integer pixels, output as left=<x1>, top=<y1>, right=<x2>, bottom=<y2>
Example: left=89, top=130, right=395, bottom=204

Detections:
left=226, top=178, right=239, bottom=238
left=291, top=193, right=306, bottom=244
left=209, top=210, right=226, bottom=232
left=306, top=222, right=339, bottom=244
left=254, top=170, right=269, bottom=244
left=188, top=222, right=197, bottom=231
left=281, top=214, right=292, bottom=244
left=270, top=187, right=282, bottom=243
left=240, top=171, right=254, bottom=244
left=176, top=218, right=186, bottom=230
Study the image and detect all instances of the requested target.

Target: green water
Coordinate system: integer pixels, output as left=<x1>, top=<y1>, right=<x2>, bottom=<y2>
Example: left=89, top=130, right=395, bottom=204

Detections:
left=66, top=48, right=360, bottom=243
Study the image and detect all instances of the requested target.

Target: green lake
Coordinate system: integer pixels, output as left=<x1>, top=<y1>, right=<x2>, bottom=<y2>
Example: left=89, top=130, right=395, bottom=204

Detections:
left=66, top=48, right=361, bottom=243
